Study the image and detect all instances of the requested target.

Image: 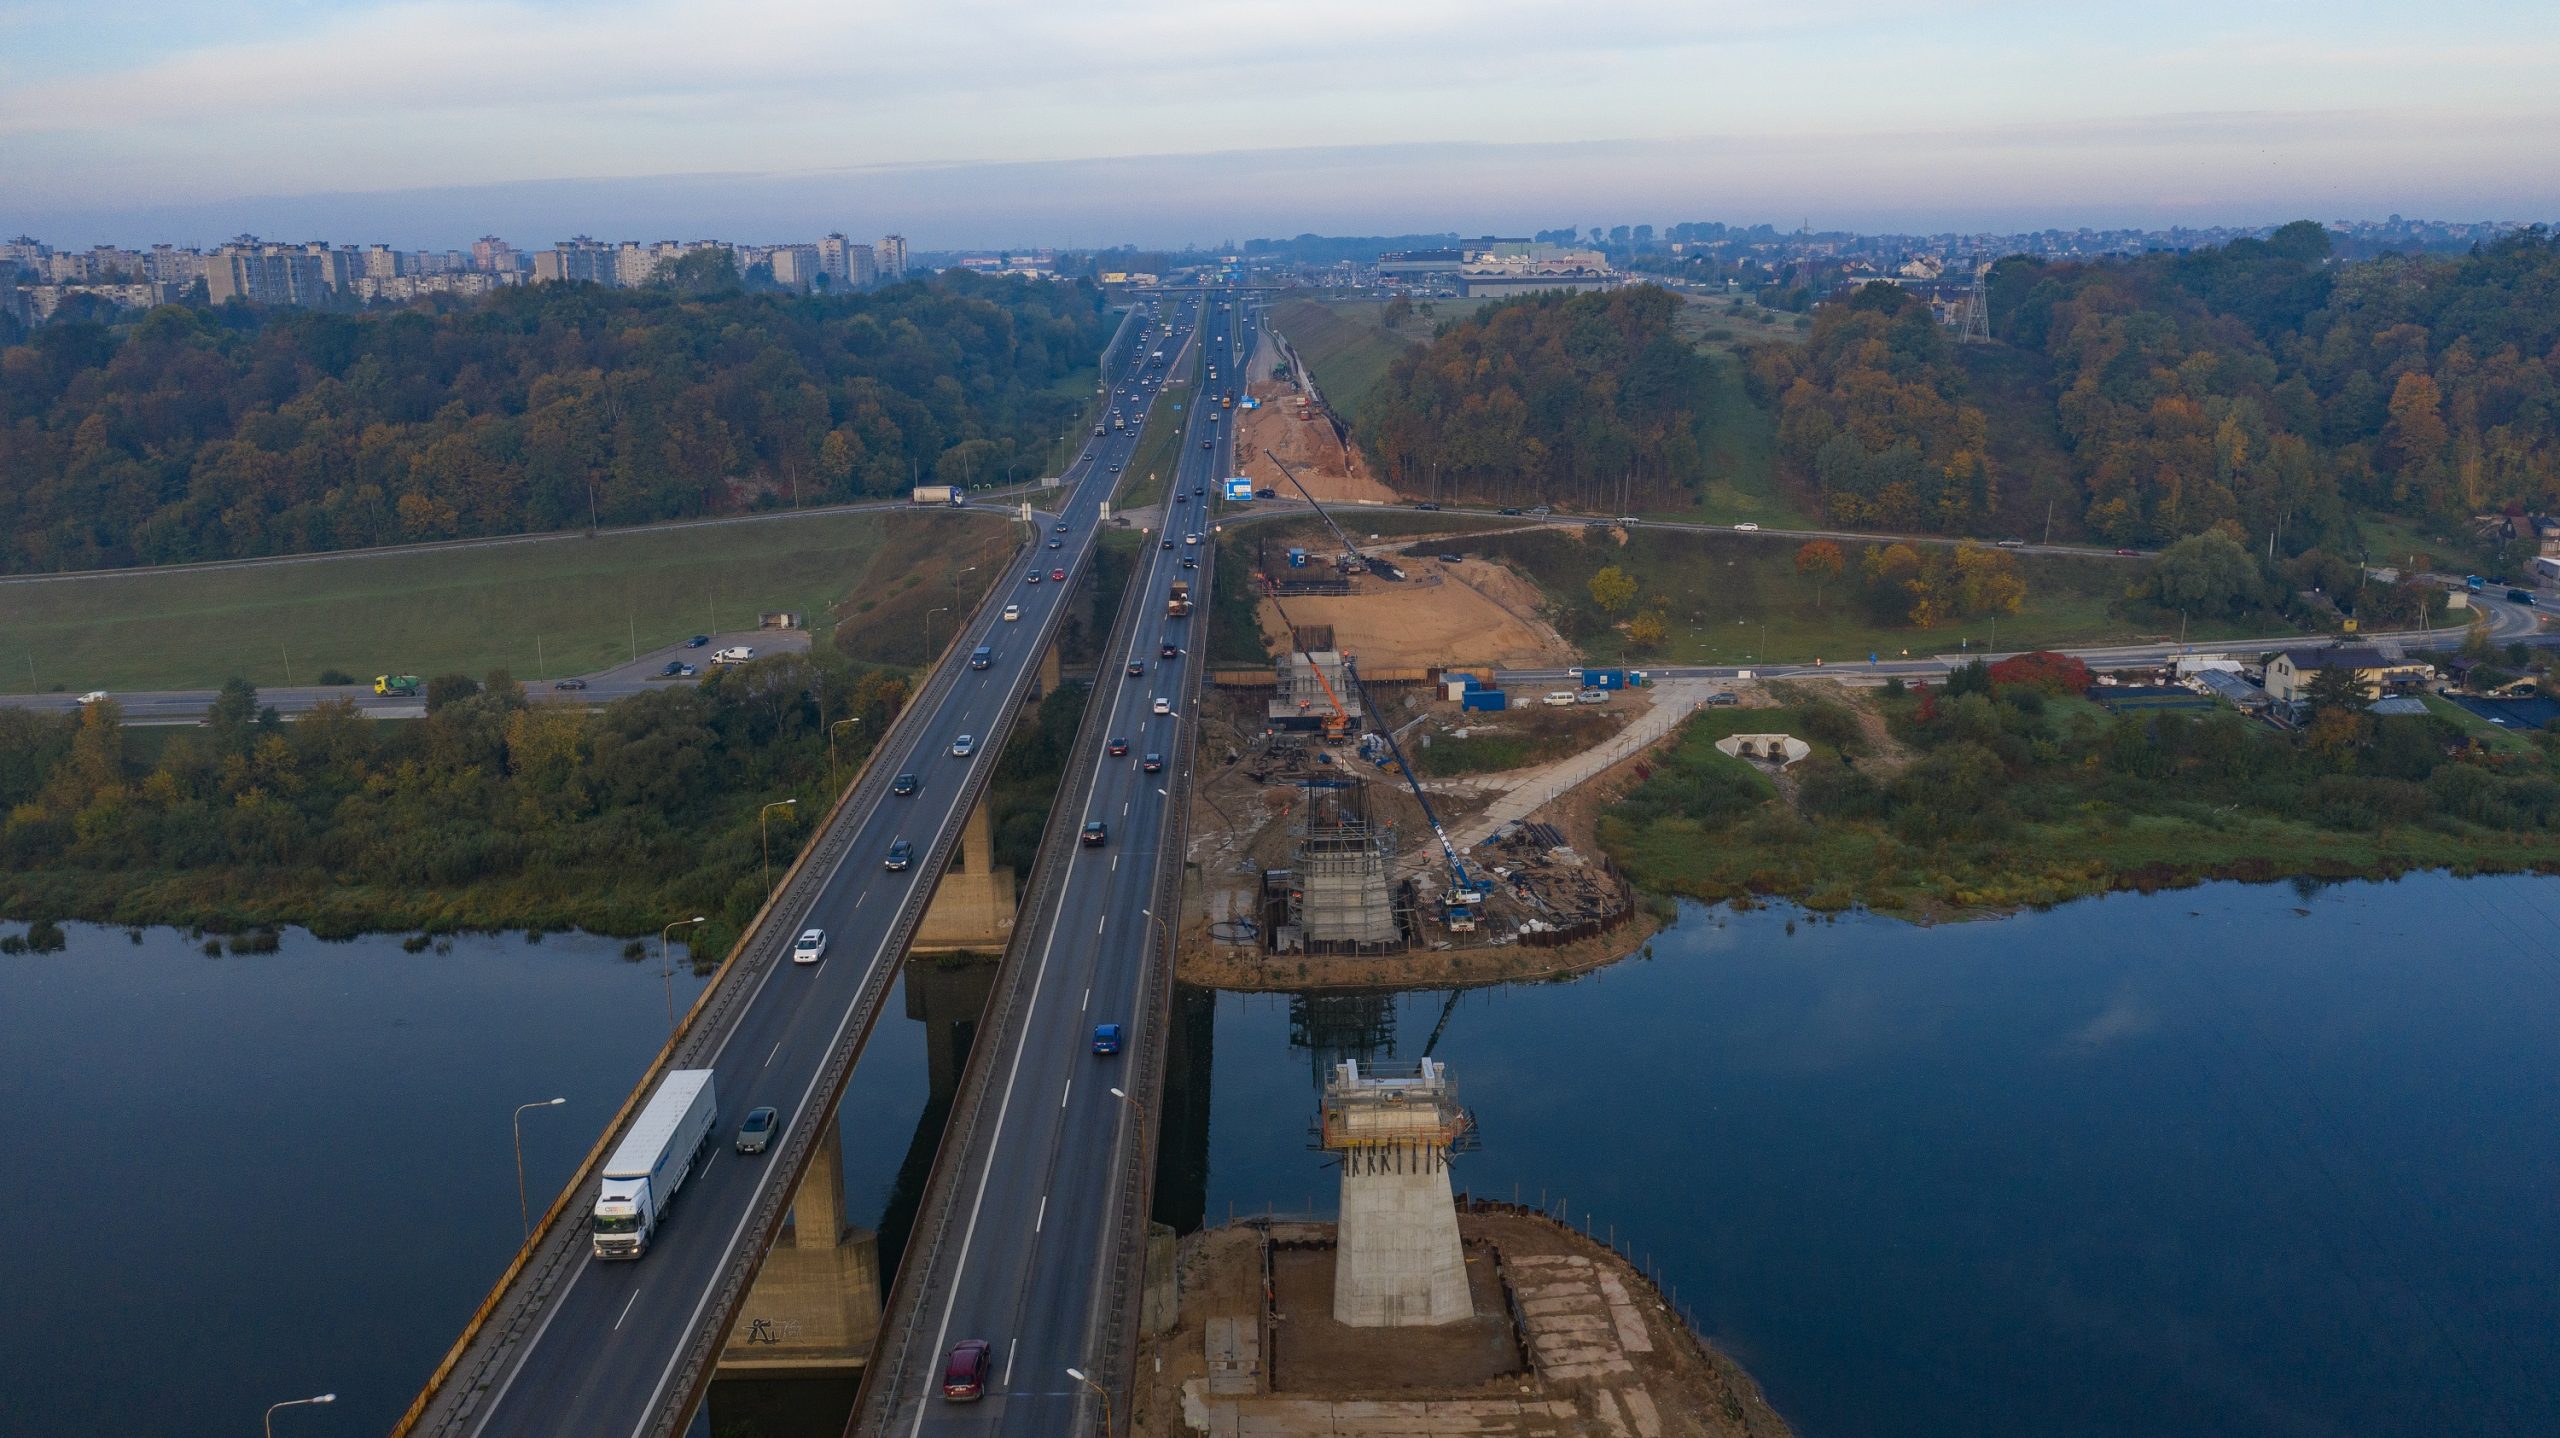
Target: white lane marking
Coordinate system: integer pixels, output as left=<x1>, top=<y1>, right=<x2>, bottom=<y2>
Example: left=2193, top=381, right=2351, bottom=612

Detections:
left=1081, top=987, right=1090, bottom=1012
left=614, top=1289, right=643, bottom=1331
left=1061, top=1078, right=1073, bottom=1108
left=1003, top=1338, right=1018, bottom=1388
left=855, top=892, right=866, bottom=909
left=1097, top=915, right=1106, bottom=936
left=1112, top=855, right=1119, bottom=872
left=1036, top=1195, right=1048, bottom=1232
left=1122, top=800, right=1129, bottom=816
left=765, top=1040, right=782, bottom=1069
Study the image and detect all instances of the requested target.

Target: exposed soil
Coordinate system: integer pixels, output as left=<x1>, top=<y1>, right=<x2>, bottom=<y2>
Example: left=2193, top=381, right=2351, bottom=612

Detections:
left=1237, top=379, right=1400, bottom=505
left=1254, top=556, right=1575, bottom=671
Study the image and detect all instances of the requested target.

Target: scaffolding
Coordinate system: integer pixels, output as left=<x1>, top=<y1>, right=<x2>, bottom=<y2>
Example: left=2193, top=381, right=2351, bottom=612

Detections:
left=1317, top=1058, right=1472, bottom=1155
left=1292, top=783, right=1406, bottom=951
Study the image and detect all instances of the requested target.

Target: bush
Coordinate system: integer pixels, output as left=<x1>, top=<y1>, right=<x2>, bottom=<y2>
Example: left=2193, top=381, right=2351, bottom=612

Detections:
left=316, top=669, right=357, bottom=687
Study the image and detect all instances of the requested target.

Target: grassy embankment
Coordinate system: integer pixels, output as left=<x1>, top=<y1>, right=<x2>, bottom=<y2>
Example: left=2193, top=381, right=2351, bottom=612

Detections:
left=1416, top=706, right=1622, bottom=777
left=1452, top=526, right=2310, bottom=667
left=1265, top=299, right=1418, bottom=431
left=1603, top=686, right=2560, bottom=920
left=1117, top=376, right=1196, bottom=513
left=0, top=508, right=1021, bottom=692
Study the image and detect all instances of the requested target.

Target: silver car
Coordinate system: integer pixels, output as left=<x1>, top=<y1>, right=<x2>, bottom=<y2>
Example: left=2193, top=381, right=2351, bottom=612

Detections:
left=736, top=1106, right=778, bottom=1154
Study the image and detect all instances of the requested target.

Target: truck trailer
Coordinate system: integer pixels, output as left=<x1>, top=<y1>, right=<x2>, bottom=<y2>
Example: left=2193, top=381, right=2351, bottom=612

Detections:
left=592, top=1069, right=720, bottom=1259
left=1167, top=580, right=1193, bottom=617
left=910, top=485, right=963, bottom=506
left=373, top=674, right=421, bottom=696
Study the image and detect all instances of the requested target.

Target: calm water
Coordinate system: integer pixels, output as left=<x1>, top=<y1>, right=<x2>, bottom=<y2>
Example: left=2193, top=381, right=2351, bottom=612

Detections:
left=0, top=926, right=944, bottom=1438
left=1186, top=874, right=2560, bottom=1438
left=9, top=876, right=2558, bottom=1438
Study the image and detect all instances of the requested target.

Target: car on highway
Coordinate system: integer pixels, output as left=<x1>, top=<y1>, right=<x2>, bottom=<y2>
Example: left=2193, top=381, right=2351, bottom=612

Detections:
left=1091, top=1023, right=1124, bottom=1056
left=1173, top=492, right=1186, bottom=504
left=687, top=635, right=710, bottom=647
left=1081, top=820, right=1109, bottom=847
left=883, top=840, right=914, bottom=871
left=1733, top=522, right=1759, bottom=532
left=1160, top=641, right=1180, bottom=658
left=1181, top=556, right=1197, bottom=569
left=1161, top=539, right=1174, bottom=549
left=735, top=1107, right=778, bottom=1154
left=1106, top=737, right=1129, bottom=757
left=1202, top=439, right=1213, bottom=448
left=1416, top=501, right=1440, bottom=511
left=1025, top=570, right=1042, bottom=584
left=78, top=689, right=109, bottom=704
left=1050, top=567, right=1067, bottom=581
left=792, top=928, right=828, bottom=965
left=941, top=1339, right=992, bottom=1402
left=1047, top=538, right=1062, bottom=549
left=1499, top=506, right=1523, bottom=516
left=950, top=734, right=975, bottom=757
left=1997, top=538, right=2025, bottom=548
left=1194, top=484, right=1206, bottom=495
left=1184, top=533, right=1200, bottom=545
left=1153, top=696, right=1173, bottom=715
left=1055, top=522, right=1070, bottom=533
left=553, top=678, right=587, bottom=691
left=1142, top=752, right=1163, bottom=773
left=1109, top=463, right=1121, bottom=472
left=1127, top=660, right=1145, bottom=676
left=1002, top=603, right=1021, bottom=621
left=2115, top=548, right=2139, bottom=556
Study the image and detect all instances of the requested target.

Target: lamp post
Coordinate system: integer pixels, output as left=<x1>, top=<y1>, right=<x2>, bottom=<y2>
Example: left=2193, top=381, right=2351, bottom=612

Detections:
left=512, top=1097, right=567, bottom=1240
left=924, top=606, right=951, bottom=664
left=266, top=1394, right=336, bottom=1437
left=760, top=799, right=799, bottom=900
left=1108, top=1084, right=1149, bottom=1134
left=829, top=717, right=862, bottom=791
left=661, top=915, right=708, bottom=1034
left=1064, top=1367, right=1112, bottom=1435
left=950, top=565, right=978, bottom=616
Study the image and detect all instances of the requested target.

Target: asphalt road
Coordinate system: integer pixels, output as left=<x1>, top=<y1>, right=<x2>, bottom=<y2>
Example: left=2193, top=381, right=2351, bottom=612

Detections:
left=870, top=299, right=1249, bottom=1437
left=407, top=303, right=1182, bottom=1438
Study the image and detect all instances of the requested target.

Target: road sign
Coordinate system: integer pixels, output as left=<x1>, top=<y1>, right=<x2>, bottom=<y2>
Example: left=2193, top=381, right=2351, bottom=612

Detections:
left=1223, top=478, right=1254, bottom=501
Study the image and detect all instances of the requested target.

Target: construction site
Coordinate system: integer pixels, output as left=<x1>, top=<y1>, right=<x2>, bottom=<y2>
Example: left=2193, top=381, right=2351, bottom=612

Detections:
left=1182, top=453, right=1650, bottom=991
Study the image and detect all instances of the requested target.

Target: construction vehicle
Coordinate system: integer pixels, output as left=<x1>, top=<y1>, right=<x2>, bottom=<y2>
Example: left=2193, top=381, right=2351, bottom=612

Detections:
left=1338, top=655, right=1493, bottom=931
left=373, top=674, right=421, bottom=696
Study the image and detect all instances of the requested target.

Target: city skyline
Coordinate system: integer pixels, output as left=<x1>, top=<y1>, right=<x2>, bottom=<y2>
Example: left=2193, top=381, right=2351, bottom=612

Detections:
left=6, top=1, right=2557, bottom=247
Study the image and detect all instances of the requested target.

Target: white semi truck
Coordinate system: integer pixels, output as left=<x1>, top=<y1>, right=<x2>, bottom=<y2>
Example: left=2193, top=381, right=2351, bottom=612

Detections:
left=592, top=1068, right=719, bottom=1259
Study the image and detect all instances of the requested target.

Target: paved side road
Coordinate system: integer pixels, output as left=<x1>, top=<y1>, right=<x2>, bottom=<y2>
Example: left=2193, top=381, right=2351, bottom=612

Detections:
left=1420, top=681, right=1719, bottom=860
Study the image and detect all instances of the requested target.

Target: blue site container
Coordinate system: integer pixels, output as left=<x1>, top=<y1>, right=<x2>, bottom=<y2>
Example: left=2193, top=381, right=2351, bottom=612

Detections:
left=1287, top=548, right=1308, bottom=568
left=1581, top=667, right=1629, bottom=689
left=1461, top=689, right=1508, bottom=712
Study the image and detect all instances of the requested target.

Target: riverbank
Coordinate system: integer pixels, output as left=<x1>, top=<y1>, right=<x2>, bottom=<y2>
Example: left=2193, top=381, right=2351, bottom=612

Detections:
left=1132, top=1208, right=1792, bottom=1438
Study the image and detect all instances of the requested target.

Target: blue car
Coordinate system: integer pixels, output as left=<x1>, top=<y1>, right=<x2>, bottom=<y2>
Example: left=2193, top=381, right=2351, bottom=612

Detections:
left=1091, top=1023, right=1124, bottom=1056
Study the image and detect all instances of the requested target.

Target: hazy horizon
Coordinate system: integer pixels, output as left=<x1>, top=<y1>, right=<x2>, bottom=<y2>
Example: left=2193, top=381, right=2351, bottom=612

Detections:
left=7, top=0, right=2557, bottom=250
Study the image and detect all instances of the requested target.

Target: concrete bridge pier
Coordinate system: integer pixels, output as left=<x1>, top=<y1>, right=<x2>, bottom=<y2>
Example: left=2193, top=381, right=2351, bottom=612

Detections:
left=911, top=793, right=1017, bottom=954
left=717, top=1121, right=882, bottom=1376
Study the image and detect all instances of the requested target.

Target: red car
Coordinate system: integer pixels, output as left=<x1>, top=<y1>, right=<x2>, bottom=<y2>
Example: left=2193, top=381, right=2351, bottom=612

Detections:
left=1107, top=737, right=1129, bottom=756
left=942, top=1338, right=991, bottom=1401
left=1050, top=567, right=1067, bottom=581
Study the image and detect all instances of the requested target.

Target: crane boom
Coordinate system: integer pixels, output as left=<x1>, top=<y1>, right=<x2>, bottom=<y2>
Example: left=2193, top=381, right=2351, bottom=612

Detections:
left=1262, top=448, right=1366, bottom=573
left=1337, top=654, right=1487, bottom=925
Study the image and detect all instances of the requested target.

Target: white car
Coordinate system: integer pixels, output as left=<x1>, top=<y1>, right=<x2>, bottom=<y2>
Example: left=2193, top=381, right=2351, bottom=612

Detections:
left=792, top=928, right=828, bottom=965
left=1003, top=604, right=1022, bottom=622
left=1184, top=533, right=1200, bottom=545
left=77, top=690, right=109, bottom=704
left=1733, top=522, right=1760, bottom=532
left=1152, top=697, right=1173, bottom=716
left=951, top=735, right=976, bottom=757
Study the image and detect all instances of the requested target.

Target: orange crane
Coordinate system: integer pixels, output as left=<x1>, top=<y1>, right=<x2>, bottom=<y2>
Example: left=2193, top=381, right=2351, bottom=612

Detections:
left=1263, top=587, right=1355, bottom=743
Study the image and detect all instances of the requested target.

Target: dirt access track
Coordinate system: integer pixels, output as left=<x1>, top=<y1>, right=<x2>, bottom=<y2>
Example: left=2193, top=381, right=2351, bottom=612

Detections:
left=1258, top=554, right=1574, bottom=670
left=1238, top=339, right=1398, bottom=505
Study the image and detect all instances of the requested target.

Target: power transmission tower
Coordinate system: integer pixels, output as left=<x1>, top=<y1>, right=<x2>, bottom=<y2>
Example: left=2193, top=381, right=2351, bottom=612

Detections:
left=1960, top=266, right=1991, bottom=344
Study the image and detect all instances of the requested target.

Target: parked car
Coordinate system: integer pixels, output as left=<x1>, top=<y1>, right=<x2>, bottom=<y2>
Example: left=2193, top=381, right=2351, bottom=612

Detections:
left=792, top=928, right=828, bottom=964
left=1091, top=1023, right=1124, bottom=1055
left=941, top=1339, right=992, bottom=1402
left=892, top=772, right=919, bottom=796
left=735, top=1107, right=779, bottom=1154
left=1498, top=506, right=1523, bottom=516
left=553, top=678, right=587, bottom=691
left=660, top=661, right=686, bottom=677
left=1081, top=820, right=1109, bottom=847
left=883, top=840, right=914, bottom=872
left=950, top=734, right=975, bottom=757
left=686, top=635, right=710, bottom=648
left=1415, top=501, right=1440, bottom=511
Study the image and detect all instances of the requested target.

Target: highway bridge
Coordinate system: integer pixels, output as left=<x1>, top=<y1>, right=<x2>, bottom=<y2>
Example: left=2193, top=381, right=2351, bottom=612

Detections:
left=391, top=296, right=1235, bottom=1438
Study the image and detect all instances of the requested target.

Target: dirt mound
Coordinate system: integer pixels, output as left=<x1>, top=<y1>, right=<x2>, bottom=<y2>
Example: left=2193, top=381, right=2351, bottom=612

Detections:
left=1238, top=380, right=1400, bottom=506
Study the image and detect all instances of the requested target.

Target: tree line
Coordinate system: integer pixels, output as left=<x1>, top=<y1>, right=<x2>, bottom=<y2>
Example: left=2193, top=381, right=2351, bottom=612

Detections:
left=0, top=273, right=1109, bottom=573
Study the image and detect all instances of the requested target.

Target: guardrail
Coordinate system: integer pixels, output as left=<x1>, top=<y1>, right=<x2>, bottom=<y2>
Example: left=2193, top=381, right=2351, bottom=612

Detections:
left=396, top=469, right=1092, bottom=1438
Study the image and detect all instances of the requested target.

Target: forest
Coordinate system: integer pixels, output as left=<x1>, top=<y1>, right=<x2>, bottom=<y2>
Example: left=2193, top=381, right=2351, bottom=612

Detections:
left=1356, top=287, right=1718, bottom=510
left=0, top=273, right=1108, bottom=573
left=0, top=660, right=908, bottom=950
left=1754, top=224, right=2560, bottom=550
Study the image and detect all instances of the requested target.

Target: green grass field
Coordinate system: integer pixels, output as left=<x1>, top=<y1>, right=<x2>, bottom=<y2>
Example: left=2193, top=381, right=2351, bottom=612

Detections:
left=1117, top=377, right=1196, bottom=512
left=1457, top=526, right=2298, bottom=666
left=1266, top=300, right=1418, bottom=430
left=0, top=508, right=1014, bottom=692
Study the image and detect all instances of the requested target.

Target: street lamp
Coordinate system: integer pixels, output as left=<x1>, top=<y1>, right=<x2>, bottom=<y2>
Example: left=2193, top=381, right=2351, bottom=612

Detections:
left=512, top=1098, right=567, bottom=1239
left=661, top=915, right=708, bottom=1033
left=1064, top=1367, right=1113, bottom=1435
left=924, top=606, right=951, bottom=663
left=829, top=717, right=863, bottom=790
left=761, top=799, right=799, bottom=900
left=266, top=1394, right=336, bottom=1437
left=950, top=565, right=978, bottom=620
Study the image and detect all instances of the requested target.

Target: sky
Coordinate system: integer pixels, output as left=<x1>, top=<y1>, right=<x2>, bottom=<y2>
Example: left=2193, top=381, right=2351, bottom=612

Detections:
left=4, top=0, right=2557, bottom=248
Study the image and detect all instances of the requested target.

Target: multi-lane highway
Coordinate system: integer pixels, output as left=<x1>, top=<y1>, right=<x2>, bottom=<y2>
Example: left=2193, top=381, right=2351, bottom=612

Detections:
left=852, top=299, right=1253, bottom=1437
left=398, top=301, right=1192, bottom=1438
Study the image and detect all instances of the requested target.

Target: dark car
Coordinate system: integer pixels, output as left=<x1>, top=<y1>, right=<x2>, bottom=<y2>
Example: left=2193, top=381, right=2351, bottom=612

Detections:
left=884, top=839, right=915, bottom=871
left=735, top=1106, right=778, bottom=1154
left=1107, top=737, right=1129, bottom=756
left=1194, top=484, right=1207, bottom=495
left=1081, top=820, right=1109, bottom=847
left=553, top=678, right=587, bottom=691
left=1257, top=488, right=1276, bottom=499
left=1142, top=752, right=1163, bottom=773
left=941, top=1339, right=992, bottom=1402
left=2114, top=547, right=2139, bottom=556
left=1092, top=1023, right=1124, bottom=1055
left=891, top=772, right=919, bottom=796
left=1201, top=439, right=1212, bottom=448
left=1174, top=492, right=1186, bottom=504
left=1127, top=660, right=1145, bottom=676
left=1047, top=538, right=1062, bottom=549
left=1054, top=522, right=1070, bottom=533
left=1181, top=557, right=1196, bottom=569
left=1499, top=506, right=1522, bottom=516
left=686, top=635, right=710, bottom=648
left=659, top=660, right=686, bottom=677
left=1025, top=570, right=1042, bottom=584
left=1160, top=641, right=1180, bottom=658
left=1161, top=539, right=1174, bottom=549
left=1416, top=501, right=1441, bottom=511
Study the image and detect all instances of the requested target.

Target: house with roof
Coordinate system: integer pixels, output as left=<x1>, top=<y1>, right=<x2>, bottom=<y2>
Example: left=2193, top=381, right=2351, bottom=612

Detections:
left=2262, top=644, right=2432, bottom=704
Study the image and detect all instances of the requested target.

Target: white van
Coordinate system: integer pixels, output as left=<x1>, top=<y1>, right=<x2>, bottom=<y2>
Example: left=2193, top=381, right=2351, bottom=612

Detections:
left=711, top=645, right=754, bottom=665
left=1542, top=691, right=1577, bottom=707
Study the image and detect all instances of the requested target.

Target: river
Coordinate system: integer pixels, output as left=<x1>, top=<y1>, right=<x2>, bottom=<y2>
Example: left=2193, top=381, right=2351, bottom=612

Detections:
left=5, top=874, right=2555, bottom=1437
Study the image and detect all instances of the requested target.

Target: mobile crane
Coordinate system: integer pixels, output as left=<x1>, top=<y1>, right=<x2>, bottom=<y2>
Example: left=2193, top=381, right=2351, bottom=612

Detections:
left=1337, top=654, right=1493, bottom=931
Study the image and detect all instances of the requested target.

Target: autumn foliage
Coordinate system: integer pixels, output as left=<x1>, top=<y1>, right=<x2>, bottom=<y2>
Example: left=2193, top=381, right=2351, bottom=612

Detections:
left=1988, top=651, right=2093, bottom=693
